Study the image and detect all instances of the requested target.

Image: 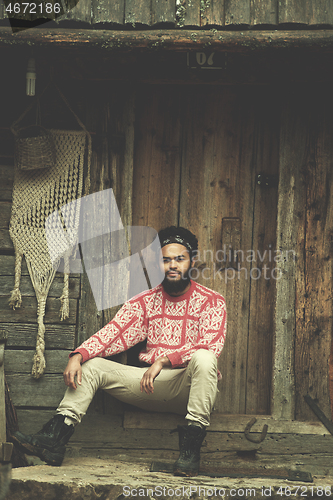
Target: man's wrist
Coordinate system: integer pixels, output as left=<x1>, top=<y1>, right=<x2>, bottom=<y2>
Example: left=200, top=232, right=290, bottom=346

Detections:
left=72, top=352, right=83, bottom=364
left=157, top=356, right=171, bottom=367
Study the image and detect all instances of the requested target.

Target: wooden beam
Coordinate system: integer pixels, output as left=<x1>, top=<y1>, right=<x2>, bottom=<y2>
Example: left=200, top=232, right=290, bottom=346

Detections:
left=123, top=411, right=328, bottom=435
left=6, top=373, right=65, bottom=407
left=4, top=349, right=71, bottom=374
left=3, top=322, right=75, bottom=350
left=2, top=28, right=333, bottom=52
left=272, top=92, right=308, bottom=420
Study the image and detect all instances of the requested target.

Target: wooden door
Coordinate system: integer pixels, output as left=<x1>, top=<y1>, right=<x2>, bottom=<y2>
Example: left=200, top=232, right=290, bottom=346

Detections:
left=132, top=84, right=280, bottom=415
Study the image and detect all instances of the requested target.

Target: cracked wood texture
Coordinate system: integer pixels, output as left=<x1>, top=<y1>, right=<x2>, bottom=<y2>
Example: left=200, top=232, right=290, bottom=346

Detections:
left=1, top=54, right=333, bottom=426
left=274, top=84, right=333, bottom=421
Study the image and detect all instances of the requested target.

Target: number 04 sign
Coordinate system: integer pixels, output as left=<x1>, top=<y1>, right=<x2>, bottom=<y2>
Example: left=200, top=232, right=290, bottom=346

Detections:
left=187, top=52, right=225, bottom=70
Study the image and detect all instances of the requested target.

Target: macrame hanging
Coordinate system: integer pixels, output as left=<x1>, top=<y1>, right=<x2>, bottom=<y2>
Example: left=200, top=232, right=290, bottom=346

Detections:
left=9, top=83, right=91, bottom=379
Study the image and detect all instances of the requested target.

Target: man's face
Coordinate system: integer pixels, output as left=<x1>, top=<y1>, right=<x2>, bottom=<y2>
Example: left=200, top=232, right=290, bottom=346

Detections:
left=161, top=243, right=193, bottom=294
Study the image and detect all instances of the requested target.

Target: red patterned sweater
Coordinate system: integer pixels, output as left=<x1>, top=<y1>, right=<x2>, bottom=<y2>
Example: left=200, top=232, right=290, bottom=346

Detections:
left=72, top=281, right=227, bottom=372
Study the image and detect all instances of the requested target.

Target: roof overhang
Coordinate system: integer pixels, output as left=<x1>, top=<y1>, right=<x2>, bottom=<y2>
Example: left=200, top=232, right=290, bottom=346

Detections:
left=1, top=27, right=333, bottom=52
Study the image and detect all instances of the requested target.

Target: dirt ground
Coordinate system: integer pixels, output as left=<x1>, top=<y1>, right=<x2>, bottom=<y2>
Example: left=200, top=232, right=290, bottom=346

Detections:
left=4, top=455, right=333, bottom=500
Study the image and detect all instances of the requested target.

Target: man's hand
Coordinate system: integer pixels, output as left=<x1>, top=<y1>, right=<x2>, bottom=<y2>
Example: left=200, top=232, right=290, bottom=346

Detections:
left=140, top=356, right=171, bottom=394
left=63, top=353, right=83, bottom=390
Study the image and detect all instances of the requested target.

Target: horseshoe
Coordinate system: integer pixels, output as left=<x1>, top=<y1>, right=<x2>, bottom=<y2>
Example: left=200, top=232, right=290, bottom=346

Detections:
left=244, top=417, right=268, bottom=443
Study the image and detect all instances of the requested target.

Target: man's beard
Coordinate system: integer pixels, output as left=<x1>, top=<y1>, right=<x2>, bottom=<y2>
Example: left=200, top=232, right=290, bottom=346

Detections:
left=162, top=268, right=191, bottom=295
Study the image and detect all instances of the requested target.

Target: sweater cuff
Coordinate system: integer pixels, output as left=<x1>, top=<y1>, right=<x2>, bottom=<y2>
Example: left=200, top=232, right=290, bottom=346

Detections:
left=69, top=348, right=89, bottom=363
left=166, top=351, right=183, bottom=367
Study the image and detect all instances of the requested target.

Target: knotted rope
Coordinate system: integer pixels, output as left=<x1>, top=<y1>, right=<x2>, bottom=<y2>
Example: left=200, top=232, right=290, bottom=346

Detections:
left=9, top=84, right=91, bottom=378
left=8, top=248, right=23, bottom=310
left=31, top=298, right=46, bottom=379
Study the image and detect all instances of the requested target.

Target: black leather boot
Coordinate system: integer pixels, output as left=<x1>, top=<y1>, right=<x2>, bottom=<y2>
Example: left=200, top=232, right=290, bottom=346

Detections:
left=173, top=424, right=206, bottom=477
left=11, top=414, right=75, bottom=466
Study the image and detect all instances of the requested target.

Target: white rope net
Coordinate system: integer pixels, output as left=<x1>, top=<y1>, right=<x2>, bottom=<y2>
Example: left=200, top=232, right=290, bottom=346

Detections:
left=9, top=129, right=88, bottom=378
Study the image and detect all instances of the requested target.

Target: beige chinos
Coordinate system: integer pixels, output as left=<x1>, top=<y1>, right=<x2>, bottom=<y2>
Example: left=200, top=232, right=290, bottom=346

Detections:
left=57, top=349, right=218, bottom=428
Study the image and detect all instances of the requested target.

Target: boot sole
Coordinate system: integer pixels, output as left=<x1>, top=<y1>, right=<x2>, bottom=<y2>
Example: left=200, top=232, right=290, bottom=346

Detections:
left=173, top=467, right=199, bottom=477
left=11, top=435, right=65, bottom=466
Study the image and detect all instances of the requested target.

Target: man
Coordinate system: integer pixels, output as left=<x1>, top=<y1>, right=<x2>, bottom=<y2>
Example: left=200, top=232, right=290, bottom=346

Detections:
left=12, top=226, right=227, bottom=477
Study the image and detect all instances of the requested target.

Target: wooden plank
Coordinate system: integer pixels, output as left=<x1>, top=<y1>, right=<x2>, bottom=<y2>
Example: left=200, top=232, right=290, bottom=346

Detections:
left=13, top=410, right=333, bottom=455
left=305, top=0, right=333, bottom=26
left=75, top=84, right=127, bottom=417
left=75, top=89, right=106, bottom=348
left=6, top=373, right=65, bottom=407
left=0, top=179, right=13, bottom=202
left=125, top=0, right=151, bottom=26
left=225, top=0, right=251, bottom=26
left=250, top=0, right=278, bottom=26
left=295, top=91, right=333, bottom=421
left=179, top=86, right=255, bottom=414
left=0, top=1, right=5, bottom=19
left=200, top=0, right=224, bottom=26
left=0, top=296, right=77, bottom=324
left=245, top=88, right=279, bottom=415
left=132, top=85, right=183, bottom=229
left=92, top=0, right=124, bottom=24
left=69, top=446, right=180, bottom=462
left=77, top=268, right=100, bottom=348
left=0, top=201, right=10, bottom=229
left=102, top=84, right=135, bottom=364
left=0, top=255, right=80, bottom=278
left=278, top=0, right=308, bottom=24
left=0, top=130, right=14, bottom=158
left=0, top=228, right=13, bottom=251
left=16, top=409, right=122, bottom=434
left=57, top=0, right=92, bottom=23
left=0, top=164, right=14, bottom=202
left=3, top=28, right=333, bottom=53
left=2, top=323, right=75, bottom=349
left=73, top=421, right=333, bottom=454
left=5, top=349, right=71, bottom=374
left=0, top=275, right=80, bottom=299
left=0, top=164, right=14, bottom=180
left=179, top=0, right=200, bottom=27
left=0, top=255, right=29, bottom=276
left=123, top=411, right=328, bottom=435
left=152, top=0, right=176, bottom=25
left=272, top=90, right=308, bottom=420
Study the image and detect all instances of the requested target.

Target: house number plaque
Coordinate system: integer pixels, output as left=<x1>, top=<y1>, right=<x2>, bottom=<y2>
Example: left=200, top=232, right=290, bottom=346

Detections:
left=187, top=52, right=225, bottom=70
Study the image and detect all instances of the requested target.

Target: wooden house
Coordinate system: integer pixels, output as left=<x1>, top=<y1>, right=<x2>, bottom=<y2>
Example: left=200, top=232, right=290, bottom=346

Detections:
left=0, top=0, right=333, bottom=473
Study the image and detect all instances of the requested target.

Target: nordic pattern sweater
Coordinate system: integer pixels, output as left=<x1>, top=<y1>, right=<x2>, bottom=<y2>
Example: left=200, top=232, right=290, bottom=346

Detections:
left=72, top=281, right=227, bottom=373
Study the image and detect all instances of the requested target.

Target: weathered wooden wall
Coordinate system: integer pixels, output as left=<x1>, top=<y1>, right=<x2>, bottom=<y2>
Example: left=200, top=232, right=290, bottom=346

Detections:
left=273, top=85, right=333, bottom=422
left=1, top=0, right=333, bottom=28
left=131, top=84, right=279, bottom=415
left=0, top=50, right=333, bottom=431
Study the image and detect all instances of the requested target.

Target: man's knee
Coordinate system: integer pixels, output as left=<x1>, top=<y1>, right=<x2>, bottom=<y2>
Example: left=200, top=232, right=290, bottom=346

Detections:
left=188, top=349, right=217, bottom=372
left=80, top=357, right=108, bottom=381
left=81, top=357, right=100, bottom=373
